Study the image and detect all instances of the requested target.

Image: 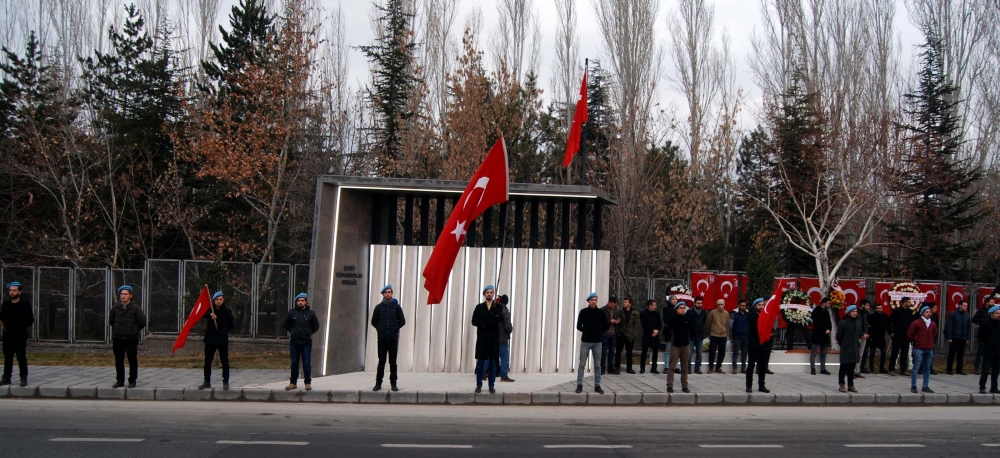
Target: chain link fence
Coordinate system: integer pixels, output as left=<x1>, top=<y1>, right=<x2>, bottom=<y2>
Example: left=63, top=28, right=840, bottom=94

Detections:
left=74, top=268, right=107, bottom=342
left=37, top=267, right=71, bottom=341
left=147, top=260, right=181, bottom=334
left=257, top=263, right=291, bottom=339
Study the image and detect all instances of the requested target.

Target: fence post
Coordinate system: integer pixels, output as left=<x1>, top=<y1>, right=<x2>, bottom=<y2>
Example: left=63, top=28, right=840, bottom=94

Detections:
left=251, top=263, right=259, bottom=338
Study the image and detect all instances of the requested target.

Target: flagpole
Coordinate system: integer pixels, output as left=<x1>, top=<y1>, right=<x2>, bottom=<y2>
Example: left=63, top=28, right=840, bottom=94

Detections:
left=495, top=204, right=509, bottom=293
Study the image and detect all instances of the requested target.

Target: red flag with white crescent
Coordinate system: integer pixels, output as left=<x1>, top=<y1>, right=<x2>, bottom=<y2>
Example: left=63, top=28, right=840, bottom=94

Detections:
left=422, top=138, right=510, bottom=304
left=758, top=281, right=784, bottom=345
left=562, top=70, right=588, bottom=168
left=172, top=285, right=211, bottom=354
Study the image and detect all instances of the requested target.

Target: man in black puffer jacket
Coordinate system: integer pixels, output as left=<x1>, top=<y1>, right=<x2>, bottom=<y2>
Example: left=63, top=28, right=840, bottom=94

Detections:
left=109, top=285, right=146, bottom=389
left=199, top=291, right=235, bottom=391
left=666, top=302, right=697, bottom=393
left=370, top=284, right=406, bottom=392
left=284, top=293, right=320, bottom=391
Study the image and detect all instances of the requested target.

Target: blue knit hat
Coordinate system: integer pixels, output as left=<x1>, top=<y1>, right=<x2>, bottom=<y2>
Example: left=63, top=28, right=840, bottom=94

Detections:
left=674, top=301, right=687, bottom=310
left=752, top=298, right=765, bottom=307
left=845, top=305, right=857, bottom=314
left=919, top=306, right=930, bottom=316
left=989, top=305, right=999, bottom=314
left=6, top=281, right=20, bottom=290
left=483, top=285, right=495, bottom=294
left=380, top=284, right=392, bottom=294
left=586, top=292, right=598, bottom=301
left=295, top=292, right=307, bottom=301
left=117, top=285, right=133, bottom=294
left=212, top=291, right=224, bottom=301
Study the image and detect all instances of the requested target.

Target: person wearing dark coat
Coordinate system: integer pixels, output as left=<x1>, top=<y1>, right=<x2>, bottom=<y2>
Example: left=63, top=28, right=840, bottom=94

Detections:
left=836, top=305, right=865, bottom=392
left=575, top=292, right=610, bottom=394
left=945, top=299, right=972, bottom=375
left=889, top=297, right=917, bottom=375
left=854, top=300, right=871, bottom=377
left=370, top=284, right=406, bottom=392
left=666, top=302, right=697, bottom=393
left=866, top=304, right=890, bottom=373
left=810, top=298, right=833, bottom=375
left=977, top=305, right=1000, bottom=394
left=472, top=285, right=504, bottom=394
left=1, top=282, right=34, bottom=387
left=687, top=297, right=708, bottom=374
left=615, top=297, right=641, bottom=374
left=199, top=291, right=236, bottom=390
left=109, top=285, right=146, bottom=388
left=639, top=300, right=663, bottom=374
left=730, top=300, right=750, bottom=374
left=974, top=297, right=996, bottom=375
left=284, top=293, right=320, bottom=391
left=746, top=298, right=772, bottom=393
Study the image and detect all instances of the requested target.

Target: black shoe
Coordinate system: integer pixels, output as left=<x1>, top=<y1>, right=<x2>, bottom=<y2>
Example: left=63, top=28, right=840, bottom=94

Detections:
left=19, top=377, right=27, bottom=387
left=373, top=384, right=382, bottom=391
left=639, top=369, right=645, bottom=374
left=947, top=371, right=954, bottom=375
left=911, top=387, right=918, bottom=393
left=854, top=373, right=865, bottom=379
left=765, top=369, right=774, bottom=374
left=489, top=387, right=496, bottom=394
left=811, top=369, right=816, bottom=375
left=391, top=384, right=399, bottom=392
left=475, top=387, right=482, bottom=394
left=820, top=370, right=831, bottom=375
left=667, top=386, right=674, bottom=393
left=501, top=377, right=516, bottom=382
left=575, top=385, right=582, bottom=394
left=922, top=387, right=934, bottom=393
left=991, top=388, right=1000, bottom=394
left=113, top=382, right=125, bottom=389
left=626, top=369, right=636, bottom=374
left=930, top=370, right=937, bottom=375
left=223, top=382, right=230, bottom=390
left=682, top=387, right=690, bottom=393
left=758, top=387, right=770, bottom=393
left=128, top=382, right=136, bottom=388
left=745, top=386, right=753, bottom=393
left=980, top=387, right=987, bottom=394
left=0, top=377, right=10, bottom=386
left=957, top=372, right=967, bottom=375
left=650, top=369, right=660, bottom=374
left=594, top=386, right=604, bottom=394
left=198, top=382, right=211, bottom=390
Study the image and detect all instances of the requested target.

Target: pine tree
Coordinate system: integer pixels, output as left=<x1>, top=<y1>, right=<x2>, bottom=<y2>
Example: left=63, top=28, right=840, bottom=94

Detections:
left=582, top=60, right=614, bottom=187
left=731, top=126, right=775, bottom=270
left=360, top=0, right=419, bottom=176
left=745, top=246, right=777, bottom=302
left=889, top=28, right=984, bottom=279
left=202, top=0, right=275, bottom=97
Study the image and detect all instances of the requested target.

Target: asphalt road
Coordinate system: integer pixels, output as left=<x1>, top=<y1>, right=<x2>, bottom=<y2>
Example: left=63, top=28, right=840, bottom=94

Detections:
left=0, top=400, right=999, bottom=457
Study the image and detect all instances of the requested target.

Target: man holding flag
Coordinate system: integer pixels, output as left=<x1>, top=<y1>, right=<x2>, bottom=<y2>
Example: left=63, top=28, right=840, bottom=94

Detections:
left=199, top=291, right=235, bottom=390
left=746, top=282, right=783, bottom=394
left=109, top=285, right=146, bottom=388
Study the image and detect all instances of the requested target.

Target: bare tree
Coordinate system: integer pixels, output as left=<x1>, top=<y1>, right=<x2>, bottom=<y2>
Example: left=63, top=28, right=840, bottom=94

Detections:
left=667, top=0, right=721, bottom=164
left=491, top=0, right=539, bottom=84
left=418, top=0, right=457, bottom=121
left=552, top=0, right=580, bottom=130
left=178, top=0, right=220, bottom=77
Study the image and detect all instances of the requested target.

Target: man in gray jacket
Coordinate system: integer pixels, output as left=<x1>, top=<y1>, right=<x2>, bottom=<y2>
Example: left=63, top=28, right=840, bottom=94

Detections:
left=109, top=285, right=146, bottom=388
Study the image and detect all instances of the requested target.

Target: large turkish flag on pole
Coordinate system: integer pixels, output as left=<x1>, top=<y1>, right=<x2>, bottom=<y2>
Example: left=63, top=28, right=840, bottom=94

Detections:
left=422, top=138, right=510, bottom=304
left=172, top=285, right=211, bottom=354
left=759, top=281, right=785, bottom=345
left=562, top=71, right=588, bottom=167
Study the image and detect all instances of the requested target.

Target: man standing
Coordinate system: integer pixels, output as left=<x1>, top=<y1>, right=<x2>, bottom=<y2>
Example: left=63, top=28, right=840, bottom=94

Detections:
left=977, top=305, right=1000, bottom=394
left=705, top=299, right=729, bottom=374
left=472, top=285, right=504, bottom=394
left=974, top=297, right=996, bottom=375
left=810, top=297, right=833, bottom=375
left=666, top=302, right=696, bottom=393
left=687, top=297, right=708, bottom=374
left=836, top=305, right=865, bottom=392
left=284, top=292, right=320, bottom=391
left=1, top=282, right=34, bottom=387
left=907, top=304, right=937, bottom=393
left=639, top=300, right=662, bottom=374
left=730, top=300, right=750, bottom=374
left=199, top=291, right=235, bottom=390
left=945, top=299, right=971, bottom=375
left=576, top=292, right=609, bottom=394
left=496, top=294, right=514, bottom=382
left=746, top=298, right=772, bottom=393
left=616, top=297, right=641, bottom=374
left=866, top=303, right=890, bottom=374
left=370, top=284, right=405, bottom=392
left=889, top=297, right=916, bottom=376
left=600, top=297, right=621, bottom=375
left=854, top=300, right=871, bottom=378
left=109, top=285, right=146, bottom=388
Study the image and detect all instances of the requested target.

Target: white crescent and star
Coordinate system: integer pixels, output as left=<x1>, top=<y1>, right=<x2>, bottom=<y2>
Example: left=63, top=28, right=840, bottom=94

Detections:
left=461, top=178, right=490, bottom=211
left=451, top=220, right=467, bottom=242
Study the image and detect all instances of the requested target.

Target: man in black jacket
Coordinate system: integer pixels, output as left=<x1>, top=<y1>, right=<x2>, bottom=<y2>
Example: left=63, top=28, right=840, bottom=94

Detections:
left=945, top=299, right=971, bottom=375
left=666, top=302, right=697, bottom=393
left=639, top=300, right=663, bottom=374
left=200, top=291, right=235, bottom=390
left=974, top=297, right=996, bottom=375
left=575, top=292, right=609, bottom=394
left=889, top=297, right=916, bottom=376
left=810, top=298, right=833, bottom=375
left=284, top=293, right=320, bottom=391
left=1, top=282, right=34, bottom=387
left=746, top=298, right=772, bottom=393
left=687, top=297, right=708, bottom=374
left=854, top=300, right=871, bottom=378
left=472, top=285, right=504, bottom=394
left=977, top=305, right=1000, bottom=394
left=109, top=285, right=146, bottom=388
left=370, top=284, right=405, bottom=392
left=866, top=304, right=890, bottom=374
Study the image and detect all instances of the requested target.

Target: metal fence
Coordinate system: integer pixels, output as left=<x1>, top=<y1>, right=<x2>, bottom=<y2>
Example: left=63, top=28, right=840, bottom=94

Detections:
left=0, top=261, right=309, bottom=344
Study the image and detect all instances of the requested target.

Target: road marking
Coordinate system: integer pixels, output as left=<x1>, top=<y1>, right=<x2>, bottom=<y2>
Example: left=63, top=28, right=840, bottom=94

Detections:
left=50, top=438, right=144, bottom=443
left=845, top=444, right=924, bottom=448
left=699, top=445, right=784, bottom=448
left=381, top=444, right=473, bottom=449
left=543, top=445, right=633, bottom=449
left=217, top=441, right=308, bottom=446
left=983, top=444, right=1000, bottom=447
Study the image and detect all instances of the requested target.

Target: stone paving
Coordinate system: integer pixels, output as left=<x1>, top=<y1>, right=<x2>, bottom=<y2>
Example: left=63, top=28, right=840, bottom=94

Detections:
left=17, top=366, right=287, bottom=389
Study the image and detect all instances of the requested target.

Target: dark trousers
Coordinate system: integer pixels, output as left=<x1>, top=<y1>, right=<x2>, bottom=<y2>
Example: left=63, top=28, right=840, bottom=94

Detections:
left=707, top=336, right=727, bottom=369
left=475, top=357, right=498, bottom=389
left=112, top=338, right=139, bottom=384
left=2, top=338, right=28, bottom=379
left=947, top=339, right=967, bottom=373
left=601, top=335, right=617, bottom=373
left=616, top=338, right=634, bottom=371
left=376, top=339, right=399, bottom=385
left=204, top=343, right=230, bottom=383
left=866, top=342, right=887, bottom=372
left=889, top=336, right=910, bottom=372
left=980, top=355, right=999, bottom=390
left=976, top=342, right=986, bottom=371
left=290, top=341, right=312, bottom=384
left=838, top=364, right=856, bottom=387
left=640, top=342, right=659, bottom=372
left=746, top=346, right=770, bottom=388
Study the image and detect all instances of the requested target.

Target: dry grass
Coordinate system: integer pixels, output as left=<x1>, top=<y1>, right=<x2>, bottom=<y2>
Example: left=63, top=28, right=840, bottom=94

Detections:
left=27, top=352, right=288, bottom=369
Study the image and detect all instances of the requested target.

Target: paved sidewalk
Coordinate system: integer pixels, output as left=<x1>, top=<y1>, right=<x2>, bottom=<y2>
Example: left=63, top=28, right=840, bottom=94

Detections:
left=16, top=366, right=287, bottom=389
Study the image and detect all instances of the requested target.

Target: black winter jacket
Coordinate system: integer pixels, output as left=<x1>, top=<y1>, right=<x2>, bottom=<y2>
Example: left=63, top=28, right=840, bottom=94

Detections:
left=203, top=305, right=235, bottom=345
left=577, top=306, right=609, bottom=343
left=867, top=312, right=889, bottom=346
left=0, top=299, right=34, bottom=342
left=666, top=312, right=697, bottom=347
left=979, top=318, right=1000, bottom=358
left=370, top=299, right=406, bottom=341
left=472, top=302, right=504, bottom=359
left=811, top=306, right=832, bottom=345
left=284, top=306, right=320, bottom=345
left=891, top=307, right=916, bottom=339
left=687, top=307, right=707, bottom=341
left=640, top=309, right=663, bottom=346
left=109, top=303, right=147, bottom=339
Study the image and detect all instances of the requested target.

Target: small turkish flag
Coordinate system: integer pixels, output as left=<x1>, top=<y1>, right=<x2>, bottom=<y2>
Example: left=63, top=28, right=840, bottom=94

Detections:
left=172, top=285, right=211, bottom=354
left=422, top=137, right=510, bottom=304
left=758, top=281, right=784, bottom=345
left=563, top=70, right=588, bottom=168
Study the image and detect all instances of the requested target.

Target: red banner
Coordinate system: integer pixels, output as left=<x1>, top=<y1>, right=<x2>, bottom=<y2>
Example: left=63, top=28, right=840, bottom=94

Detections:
left=918, top=282, right=942, bottom=307
left=740, top=275, right=749, bottom=302
left=691, top=272, right=716, bottom=308
left=715, top=273, right=739, bottom=311
left=875, top=282, right=894, bottom=308
left=836, top=279, right=867, bottom=319
left=946, top=284, right=966, bottom=313
left=798, top=277, right=823, bottom=305
left=978, top=287, right=995, bottom=309
left=773, top=277, right=798, bottom=329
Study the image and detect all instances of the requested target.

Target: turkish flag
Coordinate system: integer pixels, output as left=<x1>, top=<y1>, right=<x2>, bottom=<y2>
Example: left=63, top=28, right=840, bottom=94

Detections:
left=691, top=272, right=715, bottom=306
left=172, top=285, right=211, bottom=354
left=563, top=71, right=588, bottom=167
left=837, top=279, right=867, bottom=319
left=799, top=277, right=822, bottom=305
left=946, top=284, right=966, bottom=313
left=715, top=273, right=738, bottom=311
left=977, top=287, right=995, bottom=309
left=422, top=138, right=510, bottom=304
left=758, top=280, right=785, bottom=345
left=918, top=282, right=941, bottom=306
left=875, top=281, right=893, bottom=308
left=773, top=277, right=797, bottom=329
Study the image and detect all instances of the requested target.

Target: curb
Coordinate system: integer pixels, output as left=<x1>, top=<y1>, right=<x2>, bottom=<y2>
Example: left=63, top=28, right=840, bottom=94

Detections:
left=2, top=387, right=996, bottom=406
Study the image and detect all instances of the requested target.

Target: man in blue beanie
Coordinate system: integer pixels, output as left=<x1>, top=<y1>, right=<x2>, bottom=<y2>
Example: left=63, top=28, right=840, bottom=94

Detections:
left=199, top=291, right=235, bottom=390
left=1, top=282, right=34, bottom=387
left=370, top=284, right=405, bottom=392
left=283, top=292, right=319, bottom=391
